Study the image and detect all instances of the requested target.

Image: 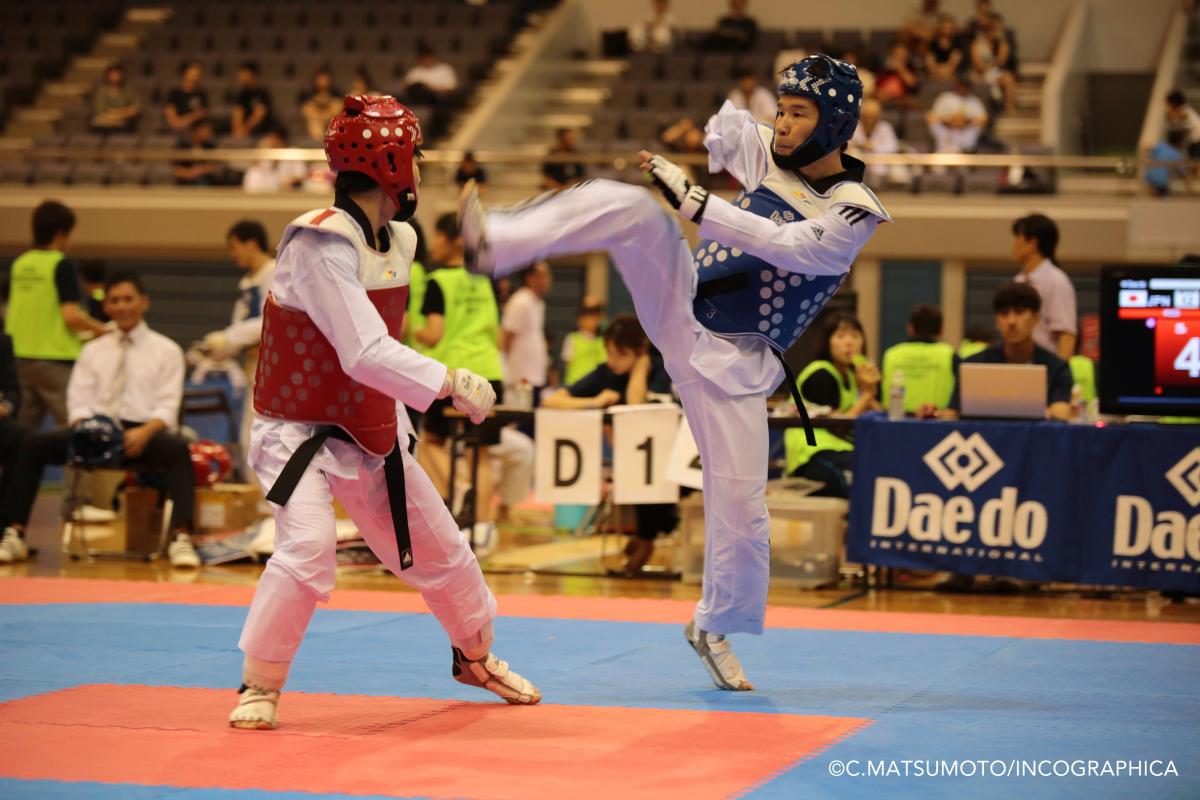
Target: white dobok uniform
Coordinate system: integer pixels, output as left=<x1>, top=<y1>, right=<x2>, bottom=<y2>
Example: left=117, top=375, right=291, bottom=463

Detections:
left=484, top=102, right=888, bottom=635
left=237, top=207, right=496, bottom=665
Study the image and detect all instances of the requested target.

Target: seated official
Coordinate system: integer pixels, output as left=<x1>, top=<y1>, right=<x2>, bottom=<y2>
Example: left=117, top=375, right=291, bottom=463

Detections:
left=0, top=332, right=33, bottom=563
left=0, top=273, right=199, bottom=567
left=785, top=314, right=881, bottom=498
left=937, top=282, right=1073, bottom=421
left=881, top=304, right=955, bottom=414
left=543, top=315, right=676, bottom=572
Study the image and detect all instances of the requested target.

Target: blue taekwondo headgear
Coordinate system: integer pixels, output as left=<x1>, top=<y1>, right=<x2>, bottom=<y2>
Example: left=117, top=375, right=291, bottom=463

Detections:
left=772, top=54, right=863, bottom=170
left=68, top=415, right=125, bottom=468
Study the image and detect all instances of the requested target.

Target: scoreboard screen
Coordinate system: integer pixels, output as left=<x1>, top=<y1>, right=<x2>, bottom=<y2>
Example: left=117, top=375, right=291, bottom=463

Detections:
left=1101, top=264, right=1200, bottom=416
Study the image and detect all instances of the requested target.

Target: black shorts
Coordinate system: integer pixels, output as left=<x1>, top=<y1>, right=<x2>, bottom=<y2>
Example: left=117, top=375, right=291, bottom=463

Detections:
left=422, top=380, right=504, bottom=445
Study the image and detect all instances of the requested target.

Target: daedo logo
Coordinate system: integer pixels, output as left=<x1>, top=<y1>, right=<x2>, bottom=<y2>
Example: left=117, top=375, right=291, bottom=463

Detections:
left=1113, top=448, right=1200, bottom=563
left=871, top=432, right=1048, bottom=550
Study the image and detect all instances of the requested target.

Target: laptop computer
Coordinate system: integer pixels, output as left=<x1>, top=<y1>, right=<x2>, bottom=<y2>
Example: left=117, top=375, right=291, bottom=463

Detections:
left=959, top=363, right=1047, bottom=419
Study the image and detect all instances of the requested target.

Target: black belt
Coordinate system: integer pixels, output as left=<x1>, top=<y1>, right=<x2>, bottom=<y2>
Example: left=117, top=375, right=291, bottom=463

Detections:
left=265, top=427, right=413, bottom=570
left=695, top=275, right=817, bottom=447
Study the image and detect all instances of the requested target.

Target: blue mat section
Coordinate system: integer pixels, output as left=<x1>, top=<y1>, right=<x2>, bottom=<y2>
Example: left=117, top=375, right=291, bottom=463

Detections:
left=0, top=602, right=1197, bottom=799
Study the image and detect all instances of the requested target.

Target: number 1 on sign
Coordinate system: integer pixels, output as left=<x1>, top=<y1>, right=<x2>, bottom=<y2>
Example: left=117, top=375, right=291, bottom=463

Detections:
left=636, top=436, right=653, bottom=486
left=1175, top=337, right=1200, bottom=378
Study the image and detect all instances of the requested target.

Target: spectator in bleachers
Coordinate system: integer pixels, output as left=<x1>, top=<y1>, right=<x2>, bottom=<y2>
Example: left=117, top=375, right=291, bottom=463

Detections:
left=163, top=60, right=208, bottom=135
left=784, top=314, right=880, bottom=497
left=876, top=42, right=920, bottom=107
left=660, top=117, right=706, bottom=154
left=455, top=151, right=489, bottom=192
left=242, top=125, right=309, bottom=194
left=299, top=66, right=341, bottom=141
left=1011, top=213, right=1077, bottom=359
left=628, top=0, right=676, bottom=55
left=230, top=61, right=272, bottom=140
left=403, top=43, right=459, bottom=105
left=502, top=262, right=551, bottom=399
left=924, top=15, right=965, bottom=82
left=885, top=305, right=955, bottom=417
left=944, top=282, right=1073, bottom=422
left=901, top=0, right=942, bottom=46
left=543, top=314, right=676, bottom=572
left=1165, top=89, right=1200, bottom=159
left=173, top=119, right=220, bottom=186
left=839, top=50, right=876, bottom=99
left=726, top=68, right=776, bottom=126
left=350, top=68, right=382, bottom=98
left=0, top=272, right=200, bottom=568
left=91, top=63, right=141, bottom=134
left=1145, top=129, right=1194, bottom=197
left=964, top=0, right=996, bottom=40
left=5, top=201, right=107, bottom=427
left=541, top=128, right=585, bottom=190
left=707, top=0, right=758, bottom=53
left=926, top=74, right=987, bottom=155
left=561, top=296, right=607, bottom=386
left=969, top=13, right=1014, bottom=113
left=850, top=98, right=903, bottom=186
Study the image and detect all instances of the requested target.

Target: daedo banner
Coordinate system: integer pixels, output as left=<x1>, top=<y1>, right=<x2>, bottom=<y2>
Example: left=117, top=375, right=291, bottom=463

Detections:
left=847, top=415, right=1200, bottom=592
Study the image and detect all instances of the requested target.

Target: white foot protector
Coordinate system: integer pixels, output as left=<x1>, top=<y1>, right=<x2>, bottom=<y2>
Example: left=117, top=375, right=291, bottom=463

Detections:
left=452, top=647, right=541, bottom=705
left=684, top=620, right=754, bottom=691
left=229, top=685, right=281, bottom=730
left=457, top=180, right=496, bottom=276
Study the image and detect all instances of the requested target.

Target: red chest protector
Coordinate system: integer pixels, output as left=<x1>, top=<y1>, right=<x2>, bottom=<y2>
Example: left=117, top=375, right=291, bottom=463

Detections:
left=253, top=207, right=414, bottom=457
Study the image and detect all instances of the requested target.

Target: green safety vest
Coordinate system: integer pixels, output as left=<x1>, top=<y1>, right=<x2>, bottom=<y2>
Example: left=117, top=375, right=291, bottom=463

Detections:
left=1068, top=355, right=1096, bottom=404
left=404, top=260, right=431, bottom=356
left=3, top=249, right=81, bottom=361
left=785, top=360, right=857, bottom=475
left=564, top=331, right=608, bottom=386
left=958, top=340, right=989, bottom=359
left=882, top=341, right=955, bottom=412
left=427, top=266, right=503, bottom=381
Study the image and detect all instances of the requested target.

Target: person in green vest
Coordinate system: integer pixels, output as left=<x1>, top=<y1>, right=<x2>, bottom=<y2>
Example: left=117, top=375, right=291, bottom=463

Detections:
left=4, top=201, right=108, bottom=426
left=957, top=323, right=994, bottom=359
left=785, top=314, right=881, bottom=497
left=882, top=304, right=955, bottom=414
left=414, top=213, right=506, bottom=539
left=560, top=295, right=608, bottom=386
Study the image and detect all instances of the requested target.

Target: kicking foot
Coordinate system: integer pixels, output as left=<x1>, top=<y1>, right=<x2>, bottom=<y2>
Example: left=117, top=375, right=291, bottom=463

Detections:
left=458, top=180, right=495, bottom=275
left=684, top=620, right=754, bottom=691
left=452, top=647, right=541, bottom=705
left=229, top=685, right=280, bottom=730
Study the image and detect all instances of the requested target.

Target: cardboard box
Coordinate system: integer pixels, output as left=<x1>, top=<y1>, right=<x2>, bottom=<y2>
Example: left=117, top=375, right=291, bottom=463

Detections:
left=196, top=483, right=265, bottom=533
left=123, top=486, right=165, bottom=553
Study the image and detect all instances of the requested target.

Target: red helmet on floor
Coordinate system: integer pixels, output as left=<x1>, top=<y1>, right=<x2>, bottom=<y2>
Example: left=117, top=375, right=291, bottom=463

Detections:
left=325, top=95, right=423, bottom=219
left=190, top=440, right=233, bottom=487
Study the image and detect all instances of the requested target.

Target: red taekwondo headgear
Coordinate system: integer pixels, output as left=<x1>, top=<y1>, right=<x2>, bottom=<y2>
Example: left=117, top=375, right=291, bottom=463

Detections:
left=325, top=95, right=424, bottom=220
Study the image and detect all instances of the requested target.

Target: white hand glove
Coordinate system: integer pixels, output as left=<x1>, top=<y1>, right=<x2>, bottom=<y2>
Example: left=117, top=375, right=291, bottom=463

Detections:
left=444, top=368, right=496, bottom=424
left=642, top=153, right=709, bottom=223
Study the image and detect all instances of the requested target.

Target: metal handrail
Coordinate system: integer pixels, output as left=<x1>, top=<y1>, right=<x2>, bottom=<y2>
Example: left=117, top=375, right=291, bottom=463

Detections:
left=0, top=146, right=1195, bottom=172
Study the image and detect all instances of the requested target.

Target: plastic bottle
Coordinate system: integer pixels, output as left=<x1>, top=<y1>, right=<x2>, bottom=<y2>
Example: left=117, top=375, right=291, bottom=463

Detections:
left=888, top=370, right=906, bottom=421
left=1070, top=383, right=1084, bottom=422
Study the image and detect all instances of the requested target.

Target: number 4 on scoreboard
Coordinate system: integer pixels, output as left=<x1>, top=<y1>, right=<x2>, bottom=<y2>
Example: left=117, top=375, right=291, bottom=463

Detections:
left=1175, top=336, right=1200, bottom=379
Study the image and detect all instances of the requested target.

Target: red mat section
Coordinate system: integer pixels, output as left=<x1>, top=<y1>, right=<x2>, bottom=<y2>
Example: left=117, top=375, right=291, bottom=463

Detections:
left=0, top=684, right=867, bottom=800
left=2, top=577, right=1198, bottom=644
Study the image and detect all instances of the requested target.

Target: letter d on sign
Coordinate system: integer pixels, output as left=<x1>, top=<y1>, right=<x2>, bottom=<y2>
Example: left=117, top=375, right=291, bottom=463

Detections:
left=534, top=409, right=603, bottom=505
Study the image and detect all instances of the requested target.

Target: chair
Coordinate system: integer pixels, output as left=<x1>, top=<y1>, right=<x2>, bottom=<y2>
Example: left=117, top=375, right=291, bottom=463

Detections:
left=181, top=387, right=243, bottom=479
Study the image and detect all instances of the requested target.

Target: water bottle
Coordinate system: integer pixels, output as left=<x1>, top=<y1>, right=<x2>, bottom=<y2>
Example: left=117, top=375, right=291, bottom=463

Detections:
left=1070, top=383, right=1084, bottom=422
left=888, top=370, right=906, bottom=421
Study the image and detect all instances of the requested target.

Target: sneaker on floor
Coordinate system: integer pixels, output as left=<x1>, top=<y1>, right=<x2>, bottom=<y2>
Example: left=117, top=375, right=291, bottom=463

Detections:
left=468, top=521, right=497, bottom=558
left=0, top=527, right=29, bottom=564
left=458, top=180, right=496, bottom=275
left=684, top=620, right=754, bottom=691
left=70, top=504, right=117, bottom=523
left=168, top=533, right=201, bottom=568
left=452, top=647, right=541, bottom=705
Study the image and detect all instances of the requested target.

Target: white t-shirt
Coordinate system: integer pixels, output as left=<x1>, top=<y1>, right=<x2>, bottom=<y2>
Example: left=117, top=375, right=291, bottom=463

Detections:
left=1015, top=259, right=1077, bottom=352
left=404, top=62, right=458, bottom=93
left=931, top=91, right=987, bottom=124
left=501, top=287, right=548, bottom=386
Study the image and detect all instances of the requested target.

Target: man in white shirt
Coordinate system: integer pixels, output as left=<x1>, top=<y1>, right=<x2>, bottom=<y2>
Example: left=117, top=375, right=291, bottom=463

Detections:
left=198, top=220, right=276, bottom=475
left=1011, top=213, right=1077, bottom=358
left=501, top=262, right=551, bottom=396
left=462, top=55, right=889, bottom=692
left=926, top=75, right=988, bottom=154
left=404, top=45, right=458, bottom=100
left=727, top=69, right=776, bottom=127
left=0, top=273, right=200, bottom=567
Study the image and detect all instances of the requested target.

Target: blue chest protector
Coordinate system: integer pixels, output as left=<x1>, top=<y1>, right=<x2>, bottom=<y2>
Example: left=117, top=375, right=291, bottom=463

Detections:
left=692, top=185, right=850, bottom=353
